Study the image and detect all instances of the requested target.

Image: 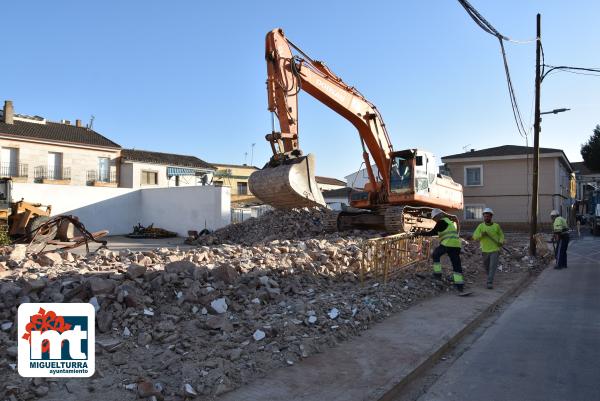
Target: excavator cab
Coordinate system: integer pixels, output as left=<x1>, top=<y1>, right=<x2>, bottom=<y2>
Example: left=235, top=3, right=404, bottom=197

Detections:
left=389, top=149, right=437, bottom=195
left=390, top=154, right=413, bottom=193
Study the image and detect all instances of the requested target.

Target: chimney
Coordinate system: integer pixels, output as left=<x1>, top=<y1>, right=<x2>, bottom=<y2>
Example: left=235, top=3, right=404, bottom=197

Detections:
left=75, top=119, right=82, bottom=127
left=60, top=119, right=71, bottom=125
left=3, top=100, right=14, bottom=124
left=470, top=149, right=475, bottom=152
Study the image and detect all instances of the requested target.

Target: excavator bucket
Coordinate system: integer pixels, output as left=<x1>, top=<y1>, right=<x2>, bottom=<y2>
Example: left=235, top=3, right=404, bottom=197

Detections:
left=249, top=154, right=326, bottom=209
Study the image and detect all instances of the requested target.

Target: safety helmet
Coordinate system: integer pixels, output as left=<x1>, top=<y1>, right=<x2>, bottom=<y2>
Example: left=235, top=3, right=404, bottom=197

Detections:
left=483, top=207, right=494, bottom=215
left=550, top=210, right=560, bottom=217
left=431, top=208, right=443, bottom=219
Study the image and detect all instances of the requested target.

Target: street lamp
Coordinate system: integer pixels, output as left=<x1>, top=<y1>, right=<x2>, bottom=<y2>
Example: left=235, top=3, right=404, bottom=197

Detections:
left=540, top=108, right=570, bottom=116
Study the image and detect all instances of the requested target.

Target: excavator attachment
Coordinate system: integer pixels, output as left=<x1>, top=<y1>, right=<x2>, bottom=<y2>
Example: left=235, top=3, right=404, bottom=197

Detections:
left=249, top=154, right=326, bottom=209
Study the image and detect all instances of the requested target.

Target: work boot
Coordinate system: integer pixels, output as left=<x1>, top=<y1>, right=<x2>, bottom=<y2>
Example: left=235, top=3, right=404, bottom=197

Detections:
left=454, top=283, right=464, bottom=292
left=487, top=283, right=493, bottom=289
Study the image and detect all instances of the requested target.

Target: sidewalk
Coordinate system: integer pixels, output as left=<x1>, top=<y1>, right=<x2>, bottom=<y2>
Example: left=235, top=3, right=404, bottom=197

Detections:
left=414, top=235, right=600, bottom=401
left=218, top=272, right=531, bottom=401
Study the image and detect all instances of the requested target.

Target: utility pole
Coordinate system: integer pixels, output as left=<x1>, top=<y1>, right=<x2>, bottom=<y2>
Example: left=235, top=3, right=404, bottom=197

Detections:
left=529, top=13, right=541, bottom=256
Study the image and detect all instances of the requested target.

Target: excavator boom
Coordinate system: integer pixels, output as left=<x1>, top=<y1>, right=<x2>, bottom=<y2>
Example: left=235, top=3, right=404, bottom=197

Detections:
left=250, top=28, right=393, bottom=209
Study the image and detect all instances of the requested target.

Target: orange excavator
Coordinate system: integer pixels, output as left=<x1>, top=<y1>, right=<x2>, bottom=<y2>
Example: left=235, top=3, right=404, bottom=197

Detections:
left=249, top=28, right=463, bottom=233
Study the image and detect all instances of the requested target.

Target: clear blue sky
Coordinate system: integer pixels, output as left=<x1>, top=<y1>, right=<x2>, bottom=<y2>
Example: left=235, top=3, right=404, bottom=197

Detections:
left=2, top=1, right=599, bottom=179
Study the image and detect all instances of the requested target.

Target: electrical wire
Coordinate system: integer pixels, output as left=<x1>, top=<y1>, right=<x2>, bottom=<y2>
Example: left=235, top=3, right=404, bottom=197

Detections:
left=542, top=64, right=600, bottom=80
left=456, top=0, right=531, bottom=139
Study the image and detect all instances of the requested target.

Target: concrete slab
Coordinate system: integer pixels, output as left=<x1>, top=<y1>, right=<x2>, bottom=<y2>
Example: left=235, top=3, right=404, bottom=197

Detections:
left=217, top=272, right=530, bottom=401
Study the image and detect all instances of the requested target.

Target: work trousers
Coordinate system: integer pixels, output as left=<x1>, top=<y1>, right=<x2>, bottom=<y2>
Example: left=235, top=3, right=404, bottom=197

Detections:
left=482, top=251, right=499, bottom=284
left=555, top=233, right=570, bottom=268
left=432, top=245, right=463, bottom=287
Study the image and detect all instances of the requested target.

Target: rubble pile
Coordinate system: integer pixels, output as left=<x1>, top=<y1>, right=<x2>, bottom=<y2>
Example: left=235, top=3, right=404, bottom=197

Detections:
left=0, top=224, right=547, bottom=400
left=189, top=208, right=380, bottom=246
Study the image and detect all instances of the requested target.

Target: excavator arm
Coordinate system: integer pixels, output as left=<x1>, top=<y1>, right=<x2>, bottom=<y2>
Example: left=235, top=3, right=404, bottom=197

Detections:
left=250, top=28, right=394, bottom=208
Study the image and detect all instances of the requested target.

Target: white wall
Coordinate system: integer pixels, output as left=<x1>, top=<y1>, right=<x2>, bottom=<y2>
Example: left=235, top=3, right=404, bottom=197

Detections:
left=140, top=186, right=230, bottom=234
left=12, top=183, right=230, bottom=236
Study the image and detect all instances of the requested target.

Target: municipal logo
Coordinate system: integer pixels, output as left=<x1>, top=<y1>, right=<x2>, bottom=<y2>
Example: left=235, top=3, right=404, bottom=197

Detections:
left=18, top=303, right=95, bottom=377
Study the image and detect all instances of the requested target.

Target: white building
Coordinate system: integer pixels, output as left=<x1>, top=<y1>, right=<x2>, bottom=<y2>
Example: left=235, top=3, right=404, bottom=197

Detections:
left=315, top=176, right=346, bottom=192
left=344, top=164, right=379, bottom=189
left=120, top=149, right=215, bottom=188
left=0, top=100, right=120, bottom=187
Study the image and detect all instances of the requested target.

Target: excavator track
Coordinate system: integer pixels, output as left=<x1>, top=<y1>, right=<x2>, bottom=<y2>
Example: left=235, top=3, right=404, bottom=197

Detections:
left=322, top=211, right=341, bottom=233
left=383, top=206, right=405, bottom=233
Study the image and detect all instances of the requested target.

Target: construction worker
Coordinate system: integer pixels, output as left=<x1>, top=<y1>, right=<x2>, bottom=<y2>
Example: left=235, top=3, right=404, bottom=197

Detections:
left=550, top=210, right=570, bottom=269
left=472, top=208, right=504, bottom=289
left=421, top=208, right=464, bottom=292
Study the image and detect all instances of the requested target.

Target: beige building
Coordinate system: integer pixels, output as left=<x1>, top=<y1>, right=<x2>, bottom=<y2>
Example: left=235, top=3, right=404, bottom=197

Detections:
left=442, top=145, right=574, bottom=229
left=0, top=100, right=120, bottom=186
left=120, top=149, right=215, bottom=188
left=211, top=163, right=258, bottom=202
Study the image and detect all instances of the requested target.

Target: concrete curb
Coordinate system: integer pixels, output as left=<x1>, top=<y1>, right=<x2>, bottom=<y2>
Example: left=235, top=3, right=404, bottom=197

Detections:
left=377, top=271, right=536, bottom=401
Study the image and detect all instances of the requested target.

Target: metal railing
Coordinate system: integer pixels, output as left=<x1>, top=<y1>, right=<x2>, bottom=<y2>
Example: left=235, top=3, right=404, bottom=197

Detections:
left=86, top=170, right=117, bottom=184
left=0, top=163, right=28, bottom=178
left=34, top=166, right=71, bottom=181
left=361, top=234, right=431, bottom=284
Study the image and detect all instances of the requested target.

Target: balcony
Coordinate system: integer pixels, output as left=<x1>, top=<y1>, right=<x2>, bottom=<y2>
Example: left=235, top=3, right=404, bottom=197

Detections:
left=0, top=163, right=28, bottom=181
left=87, top=170, right=118, bottom=187
left=34, top=166, right=71, bottom=184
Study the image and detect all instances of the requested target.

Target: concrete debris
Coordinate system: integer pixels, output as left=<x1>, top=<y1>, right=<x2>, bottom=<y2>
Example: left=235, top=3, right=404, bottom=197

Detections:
left=89, top=296, right=100, bottom=312
left=9, top=245, right=27, bottom=262
left=210, top=297, right=228, bottom=314
left=184, top=383, right=198, bottom=397
left=0, top=208, right=550, bottom=400
left=253, top=329, right=266, bottom=341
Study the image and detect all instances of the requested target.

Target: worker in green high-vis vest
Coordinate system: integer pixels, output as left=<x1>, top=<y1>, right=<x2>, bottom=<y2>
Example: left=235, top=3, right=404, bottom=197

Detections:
left=472, top=208, right=504, bottom=289
left=421, top=208, right=465, bottom=292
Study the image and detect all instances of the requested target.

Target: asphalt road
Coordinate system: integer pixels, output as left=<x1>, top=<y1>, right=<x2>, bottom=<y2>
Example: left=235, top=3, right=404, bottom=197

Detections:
left=413, top=234, right=600, bottom=401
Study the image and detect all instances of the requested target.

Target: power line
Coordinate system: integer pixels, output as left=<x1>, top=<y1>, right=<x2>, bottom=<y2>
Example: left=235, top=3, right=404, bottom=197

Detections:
left=542, top=64, right=600, bottom=80
left=457, top=0, right=531, bottom=139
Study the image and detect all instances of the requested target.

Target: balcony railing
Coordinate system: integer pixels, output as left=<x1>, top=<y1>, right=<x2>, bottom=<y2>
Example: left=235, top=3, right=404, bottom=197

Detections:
left=34, top=166, right=71, bottom=182
left=0, top=163, right=28, bottom=178
left=86, top=170, right=117, bottom=185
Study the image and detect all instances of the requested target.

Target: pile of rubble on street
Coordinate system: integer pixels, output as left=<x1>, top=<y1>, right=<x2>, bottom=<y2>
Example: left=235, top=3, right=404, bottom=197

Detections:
left=0, top=209, right=550, bottom=400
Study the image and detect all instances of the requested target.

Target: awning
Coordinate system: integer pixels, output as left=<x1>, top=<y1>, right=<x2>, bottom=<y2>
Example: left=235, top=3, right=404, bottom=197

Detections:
left=167, top=167, right=199, bottom=177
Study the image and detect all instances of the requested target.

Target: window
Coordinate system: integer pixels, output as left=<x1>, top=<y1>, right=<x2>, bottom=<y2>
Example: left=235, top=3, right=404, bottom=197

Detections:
left=141, top=170, right=158, bottom=185
left=98, top=157, right=109, bottom=182
left=1, top=147, right=19, bottom=176
left=390, top=156, right=412, bottom=192
left=464, top=165, right=483, bottom=186
left=464, top=204, right=485, bottom=220
left=47, top=152, right=63, bottom=180
left=237, top=182, right=248, bottom=195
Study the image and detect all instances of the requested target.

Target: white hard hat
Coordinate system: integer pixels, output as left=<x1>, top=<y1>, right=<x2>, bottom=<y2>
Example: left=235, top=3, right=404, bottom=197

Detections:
left=431, top=208, right=443, bottom=219
left=483, top=207, right=494, bottom=215
left=550, top=210, right=560, bottom=217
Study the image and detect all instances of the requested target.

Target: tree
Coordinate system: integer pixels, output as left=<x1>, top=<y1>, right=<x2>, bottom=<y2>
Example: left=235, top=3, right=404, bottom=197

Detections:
left=581, top=125, right=600, bottom=171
